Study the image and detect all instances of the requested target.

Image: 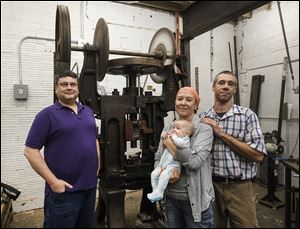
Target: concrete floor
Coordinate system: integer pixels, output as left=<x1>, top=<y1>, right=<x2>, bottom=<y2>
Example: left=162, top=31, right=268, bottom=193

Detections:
left=9, top=181, right=289, bottom=228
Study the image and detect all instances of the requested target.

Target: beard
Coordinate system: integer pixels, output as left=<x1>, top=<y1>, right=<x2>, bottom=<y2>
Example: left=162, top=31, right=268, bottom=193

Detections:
left=216, top=93, right=233, bottom=103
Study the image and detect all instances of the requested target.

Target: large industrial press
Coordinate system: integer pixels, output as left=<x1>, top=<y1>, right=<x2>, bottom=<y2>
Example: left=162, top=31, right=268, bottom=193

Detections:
left=54, top=5, right=188, bottom=227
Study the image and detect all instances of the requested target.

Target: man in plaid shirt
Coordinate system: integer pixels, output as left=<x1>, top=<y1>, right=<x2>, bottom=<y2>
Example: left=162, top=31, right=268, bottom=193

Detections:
left=201, top=70, right=267, bottom=228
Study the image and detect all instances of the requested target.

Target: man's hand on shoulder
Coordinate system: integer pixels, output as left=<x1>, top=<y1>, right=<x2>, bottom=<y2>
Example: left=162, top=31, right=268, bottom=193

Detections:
left=201, top=117, right=223, bottom=137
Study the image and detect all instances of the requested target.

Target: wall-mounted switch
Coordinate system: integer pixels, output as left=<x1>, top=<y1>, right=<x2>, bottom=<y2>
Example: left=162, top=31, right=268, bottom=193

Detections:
left=14, top=84, right=28, bottom=100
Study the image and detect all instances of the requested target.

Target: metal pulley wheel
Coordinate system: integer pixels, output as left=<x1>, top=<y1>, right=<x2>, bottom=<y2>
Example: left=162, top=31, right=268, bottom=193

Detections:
left=55, top=5, right=71, bottom=68
left=107, top=57, right=163, bottom=76
left=148, top=28, right=176, bottom=83
left=93, top=18, right=109, bottom=82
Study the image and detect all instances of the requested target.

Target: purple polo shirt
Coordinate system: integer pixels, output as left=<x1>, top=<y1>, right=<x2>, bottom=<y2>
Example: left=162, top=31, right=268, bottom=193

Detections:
left=25, top=102, right=98, bottom=194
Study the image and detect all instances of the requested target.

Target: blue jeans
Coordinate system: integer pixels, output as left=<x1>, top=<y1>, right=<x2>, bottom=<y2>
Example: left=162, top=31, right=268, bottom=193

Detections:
left=165, top=195, right=214, bottom=228
left=44, top=188, right=96, bottom=228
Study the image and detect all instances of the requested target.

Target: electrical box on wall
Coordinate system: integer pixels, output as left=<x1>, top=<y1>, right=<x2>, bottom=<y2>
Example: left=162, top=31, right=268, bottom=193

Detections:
left=14, top=84, right=28, bottom=100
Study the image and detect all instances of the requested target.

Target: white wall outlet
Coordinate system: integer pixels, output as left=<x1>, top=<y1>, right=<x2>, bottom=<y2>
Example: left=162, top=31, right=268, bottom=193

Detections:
left=14, top=84, right=28, bottom=100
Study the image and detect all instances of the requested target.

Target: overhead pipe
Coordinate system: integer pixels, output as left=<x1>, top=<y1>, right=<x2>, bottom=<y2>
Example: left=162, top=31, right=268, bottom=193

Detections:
left=18, top=36, right=54, bottom=85
left=18, top=36, right=78, bottom=85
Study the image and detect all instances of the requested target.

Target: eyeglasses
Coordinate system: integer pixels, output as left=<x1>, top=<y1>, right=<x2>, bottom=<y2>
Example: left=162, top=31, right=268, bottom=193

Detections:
left=58, top=82, right=78, bottom=88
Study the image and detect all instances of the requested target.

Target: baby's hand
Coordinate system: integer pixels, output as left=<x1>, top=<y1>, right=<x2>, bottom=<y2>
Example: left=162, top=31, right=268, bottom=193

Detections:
left=161, top=131, right=171, bottom=139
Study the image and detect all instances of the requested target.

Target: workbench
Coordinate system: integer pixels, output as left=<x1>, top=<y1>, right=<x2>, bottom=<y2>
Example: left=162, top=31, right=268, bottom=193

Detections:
left=280, top=159, right=299, bottom=228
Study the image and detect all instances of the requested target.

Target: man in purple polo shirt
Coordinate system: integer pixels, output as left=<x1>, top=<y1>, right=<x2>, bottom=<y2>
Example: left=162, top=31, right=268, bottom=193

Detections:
left=24, top=70, right=100, bottom=228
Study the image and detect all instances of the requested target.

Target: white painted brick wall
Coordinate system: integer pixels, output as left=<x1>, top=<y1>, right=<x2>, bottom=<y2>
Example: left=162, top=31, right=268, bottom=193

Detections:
left=236, top=2, right=299, bottom=186
left=190, top=23, right=235, bottom=113
left=190, top=1, right=299, bottom=185
left=1, top=1, right=176, bottom=212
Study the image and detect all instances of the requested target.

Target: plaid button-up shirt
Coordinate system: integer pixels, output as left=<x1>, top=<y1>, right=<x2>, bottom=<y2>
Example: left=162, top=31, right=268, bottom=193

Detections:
left=204, top=104, right=267, bottom=180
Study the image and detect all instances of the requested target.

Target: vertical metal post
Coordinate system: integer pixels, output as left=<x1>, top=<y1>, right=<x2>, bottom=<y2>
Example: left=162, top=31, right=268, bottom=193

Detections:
left=233, top=36, right=240, bottom=105
left=277, top=1, right=295, bottom=83
left=195, top=67, right=199, bottom=95
left=210, top=30, right=214, bottom=83
left=228, top=42, right=233, bottom=72
left=277, top=57, right=288, bottom=146
left=53, top=52, right=58, bottom=103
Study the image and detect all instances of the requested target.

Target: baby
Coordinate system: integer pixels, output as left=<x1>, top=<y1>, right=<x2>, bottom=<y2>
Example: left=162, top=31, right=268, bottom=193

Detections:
left=147, top=119, right=194, bottom=202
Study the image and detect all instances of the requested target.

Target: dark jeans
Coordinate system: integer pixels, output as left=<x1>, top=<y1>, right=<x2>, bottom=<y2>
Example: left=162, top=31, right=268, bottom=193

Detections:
left=44, top=188, right=96, bottom=228
left=165, top=195, right=214, bottom=228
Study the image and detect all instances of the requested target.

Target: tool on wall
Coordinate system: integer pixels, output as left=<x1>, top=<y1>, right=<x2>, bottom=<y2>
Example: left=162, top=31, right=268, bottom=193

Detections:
left=228, top=42, right=233, bottom=73
left=233, top=35, right=240, bottom=105
left=277, top=1, right=298, bottom=94
left=54, top=5, right=188, bottom=227
left=249, top=74, right=264, bottom=115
